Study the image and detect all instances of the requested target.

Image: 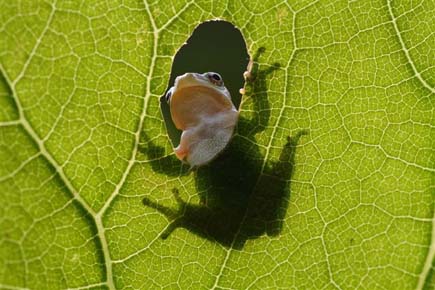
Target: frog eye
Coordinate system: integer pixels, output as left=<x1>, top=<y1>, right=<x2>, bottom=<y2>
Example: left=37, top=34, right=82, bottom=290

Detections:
left=165, top=88, right=173, bottom=103
left=207, top=72, right=224, bottom=86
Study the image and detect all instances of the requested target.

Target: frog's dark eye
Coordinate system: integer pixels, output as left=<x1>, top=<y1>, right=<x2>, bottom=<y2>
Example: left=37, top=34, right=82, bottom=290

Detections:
left=165, top=89, right=173, bottom=103
left=211, top=73, right=221, bottom=81
left=207, top=72, right=223, bottom=86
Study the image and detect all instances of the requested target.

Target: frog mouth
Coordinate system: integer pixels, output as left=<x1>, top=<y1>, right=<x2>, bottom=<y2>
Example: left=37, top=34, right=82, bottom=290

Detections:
left=174, top=72, right=202, bottom=87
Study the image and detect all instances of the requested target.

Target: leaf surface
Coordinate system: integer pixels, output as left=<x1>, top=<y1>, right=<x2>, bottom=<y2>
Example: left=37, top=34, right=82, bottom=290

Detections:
left=0, top=0, right=434, bottom=289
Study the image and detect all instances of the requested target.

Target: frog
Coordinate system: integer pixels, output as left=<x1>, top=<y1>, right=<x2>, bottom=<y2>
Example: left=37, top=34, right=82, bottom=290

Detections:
left=140, top=48, right=307, bottom=248
left=164, top=72, right=239, bottom=168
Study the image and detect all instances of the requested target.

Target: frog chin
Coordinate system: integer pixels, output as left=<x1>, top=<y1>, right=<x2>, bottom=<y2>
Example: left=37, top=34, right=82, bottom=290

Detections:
left=176, top=109, right=238, bottom=167
left=185, top=126, right=235, bottom=167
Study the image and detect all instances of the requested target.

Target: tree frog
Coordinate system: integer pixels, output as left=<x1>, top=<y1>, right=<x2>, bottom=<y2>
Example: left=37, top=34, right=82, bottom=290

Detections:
left=165, top=72, right=239, bottom=168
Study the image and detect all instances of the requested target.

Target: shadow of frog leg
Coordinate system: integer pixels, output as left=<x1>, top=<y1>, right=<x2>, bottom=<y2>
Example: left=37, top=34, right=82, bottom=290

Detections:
left=142, top=188, right=186, bottom=239
left=143, top=186, right=243, bottom=247
left=239, top=48, right=281, bottom=137
left=240, top=129, right=309, bottom=239
left=266, top=130, right=309, bottom=236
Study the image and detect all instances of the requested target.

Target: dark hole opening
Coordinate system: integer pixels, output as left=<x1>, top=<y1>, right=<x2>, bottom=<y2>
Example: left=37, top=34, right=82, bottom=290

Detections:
left=161, top=20, right=249, bottom=147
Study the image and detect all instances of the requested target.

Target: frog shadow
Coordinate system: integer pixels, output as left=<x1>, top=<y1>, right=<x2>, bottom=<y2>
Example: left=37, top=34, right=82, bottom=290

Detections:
left=140, top=48, right=307, bottom=249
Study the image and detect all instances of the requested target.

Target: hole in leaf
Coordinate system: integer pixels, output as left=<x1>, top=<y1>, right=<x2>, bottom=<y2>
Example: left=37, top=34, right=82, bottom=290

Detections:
left=161, top=20, right=249, bottom=147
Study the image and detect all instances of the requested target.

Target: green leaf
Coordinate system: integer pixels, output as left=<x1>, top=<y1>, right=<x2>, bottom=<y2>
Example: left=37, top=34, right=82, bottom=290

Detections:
left=1, top=0, right=434, bottom=289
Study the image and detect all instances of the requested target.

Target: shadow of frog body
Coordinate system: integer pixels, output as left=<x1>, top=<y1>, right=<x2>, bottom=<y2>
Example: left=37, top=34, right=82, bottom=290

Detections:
left=143, top=132, right=306, bottom=249
left=141, top=48, right=307, bottom=249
